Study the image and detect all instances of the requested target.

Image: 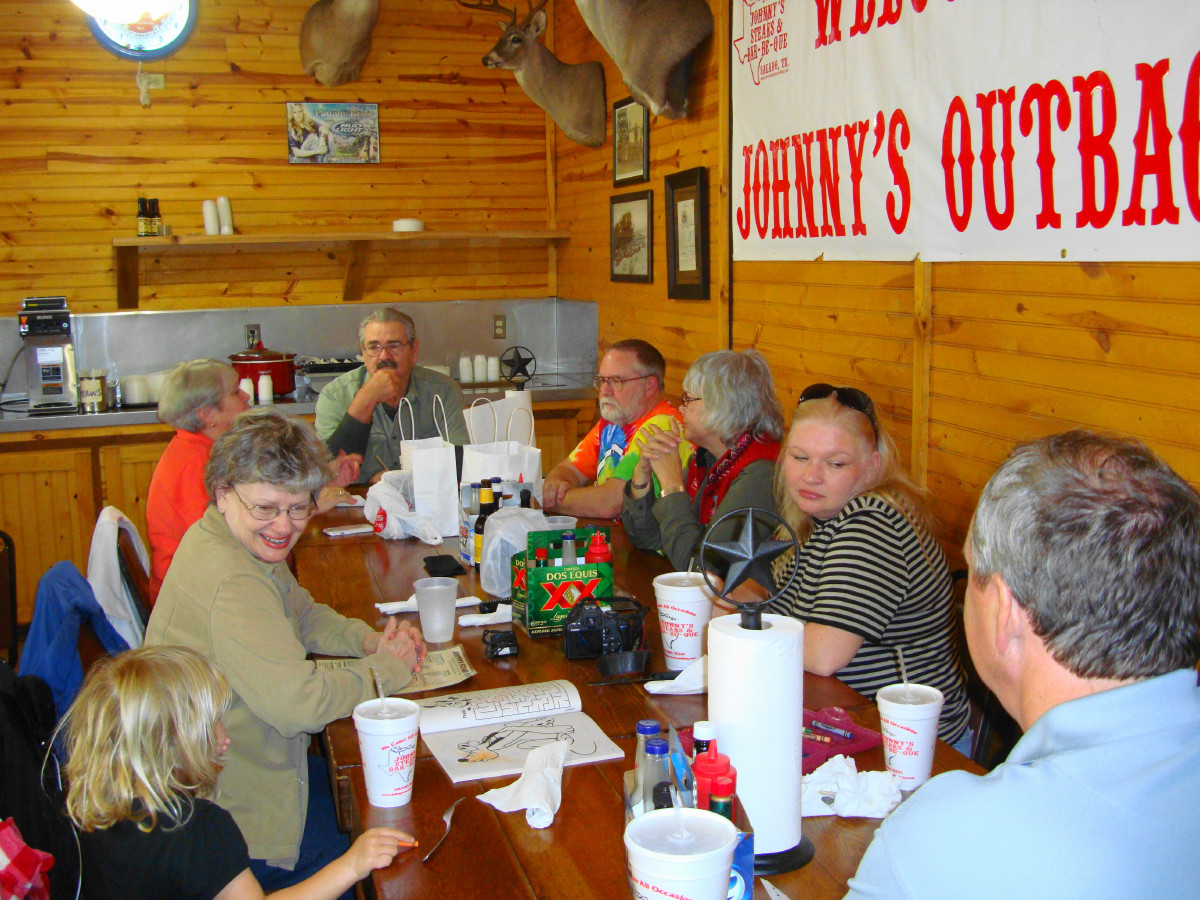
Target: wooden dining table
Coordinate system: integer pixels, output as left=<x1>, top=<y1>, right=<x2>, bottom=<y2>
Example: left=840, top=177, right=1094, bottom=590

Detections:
left=294, top=505, right=982, bottom=900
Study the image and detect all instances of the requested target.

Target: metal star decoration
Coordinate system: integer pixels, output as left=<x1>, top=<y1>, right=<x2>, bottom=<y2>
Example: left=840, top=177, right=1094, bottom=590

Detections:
left=500, top=345, right=536, bottom=386
left=703, top=507, right=796, bottom=598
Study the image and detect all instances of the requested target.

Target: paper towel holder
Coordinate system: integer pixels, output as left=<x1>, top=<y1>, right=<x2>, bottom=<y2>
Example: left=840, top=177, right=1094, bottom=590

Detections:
left=698, top=507, right=799, bottom=631
left=700, top=508, right=815, bottom=875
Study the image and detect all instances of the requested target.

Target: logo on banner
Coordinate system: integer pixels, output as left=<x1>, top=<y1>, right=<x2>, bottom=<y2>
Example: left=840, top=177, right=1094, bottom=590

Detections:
left=733, top=0, right=790, bottom=84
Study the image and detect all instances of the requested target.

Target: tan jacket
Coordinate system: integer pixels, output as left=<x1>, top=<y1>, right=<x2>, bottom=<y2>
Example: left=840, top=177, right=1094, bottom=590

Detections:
left=146, top=506, right=411, bottom=868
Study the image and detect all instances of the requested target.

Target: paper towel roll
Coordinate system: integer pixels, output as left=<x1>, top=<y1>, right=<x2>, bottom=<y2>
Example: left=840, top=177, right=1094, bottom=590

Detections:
left=708, top=613, right=804, bottom=855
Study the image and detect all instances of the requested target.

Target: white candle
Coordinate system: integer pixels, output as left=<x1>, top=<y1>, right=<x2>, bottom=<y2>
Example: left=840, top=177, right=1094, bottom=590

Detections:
left=458, top=355, right=474, bottom=383
left=202, top=200, right=219, bottom=236
left=216, top=196, right=233, bottom=235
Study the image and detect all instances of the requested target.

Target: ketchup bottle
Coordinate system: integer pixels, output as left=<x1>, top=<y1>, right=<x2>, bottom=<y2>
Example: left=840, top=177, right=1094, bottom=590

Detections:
left=584, top=531, right=613, bottom=564
left=692, top=739, right=737, bottom=811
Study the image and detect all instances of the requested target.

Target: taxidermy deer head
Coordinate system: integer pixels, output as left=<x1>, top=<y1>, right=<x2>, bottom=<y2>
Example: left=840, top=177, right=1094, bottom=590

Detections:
left=299, top=0, right=381, bottom=87
left=574, top=0, right=713, bottom=118
left=461, top=0, right=606, bottom=148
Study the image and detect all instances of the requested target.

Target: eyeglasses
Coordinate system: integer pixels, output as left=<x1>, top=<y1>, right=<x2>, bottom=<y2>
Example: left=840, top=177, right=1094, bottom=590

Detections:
left=679, top=392, right=702, bottom=408
left=798, top=383, right=879, bottom=441
left=229, top=487, right=317, bottom=522
left=592, top=374, right=653, bottom=391
left=363, top=340, right=412, bottom=357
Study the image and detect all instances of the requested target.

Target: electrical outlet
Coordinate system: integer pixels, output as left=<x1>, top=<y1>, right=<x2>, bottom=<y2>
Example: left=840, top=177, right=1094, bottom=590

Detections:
left=493, top=315, right=506, bottom=340
left=143, top=73, right=165, bottom=90
left=245, top=324, right=261, bottom=349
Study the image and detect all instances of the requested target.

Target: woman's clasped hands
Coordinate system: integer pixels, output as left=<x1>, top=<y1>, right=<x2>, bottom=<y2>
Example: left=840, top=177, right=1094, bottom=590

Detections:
left=632, top=419, right=686, bottom=496
left=364, top=616, right=426, bottom=675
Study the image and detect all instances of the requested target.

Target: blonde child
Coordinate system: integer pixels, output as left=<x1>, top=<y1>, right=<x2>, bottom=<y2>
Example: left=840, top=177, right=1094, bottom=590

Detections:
left=59, top=646, right=413, bottom=900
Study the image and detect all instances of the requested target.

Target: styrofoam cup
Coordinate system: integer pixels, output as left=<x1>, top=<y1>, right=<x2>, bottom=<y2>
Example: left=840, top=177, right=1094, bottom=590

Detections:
left=544, top=515, right=577, bottom=532
left=653, top=572, right=714, bottom=671
left=876, top=682, right=944, bottom=789
left=414, top=576, right=458, bottom=643
left=625, top=808, right=738, bottom=900
left=353, top=697, right=420, bottom=808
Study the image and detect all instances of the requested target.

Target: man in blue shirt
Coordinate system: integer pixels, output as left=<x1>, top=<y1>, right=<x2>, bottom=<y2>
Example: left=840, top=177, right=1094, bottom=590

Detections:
left=845, top=429, right=1200, bottom=900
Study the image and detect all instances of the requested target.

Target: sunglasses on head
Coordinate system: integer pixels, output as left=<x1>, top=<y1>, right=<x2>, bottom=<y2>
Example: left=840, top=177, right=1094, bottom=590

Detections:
left=798, top=383, right=879, bottom=441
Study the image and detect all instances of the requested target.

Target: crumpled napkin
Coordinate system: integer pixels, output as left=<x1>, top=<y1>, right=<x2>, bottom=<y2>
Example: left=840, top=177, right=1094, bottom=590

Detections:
left=477, top=739, right=570, bottom=828
left=801, top=754, right=902, bottom=818
left=645, top=655, right=706, bottom=694
left=459, top=605, right=513, bottom=627
left=336, top=494, right=366, bottom=508
left=376, top=595, right=479, bottom=615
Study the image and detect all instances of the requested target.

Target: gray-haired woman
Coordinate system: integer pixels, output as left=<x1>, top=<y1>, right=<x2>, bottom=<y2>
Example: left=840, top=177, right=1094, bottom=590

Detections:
left=146, top=359, right=250, bottom=601
left=146, top=408, right=423, bottom=893
left=621, top=349, right=784, bottom=571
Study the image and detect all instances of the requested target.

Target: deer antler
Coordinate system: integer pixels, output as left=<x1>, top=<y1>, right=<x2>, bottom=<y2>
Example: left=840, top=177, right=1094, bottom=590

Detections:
left=456, top=0, right=517, bottom=25
left=518, top=0, right=550, bottom=27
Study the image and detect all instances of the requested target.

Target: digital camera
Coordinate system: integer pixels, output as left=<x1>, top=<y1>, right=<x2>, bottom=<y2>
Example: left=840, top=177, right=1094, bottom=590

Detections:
left=561, top=598, right=645, bottom=659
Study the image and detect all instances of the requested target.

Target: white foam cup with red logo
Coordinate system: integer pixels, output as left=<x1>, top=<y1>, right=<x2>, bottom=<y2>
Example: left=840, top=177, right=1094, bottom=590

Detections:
left=625, top=808, right=738, bottom=900
left=653, top=572, right=714, bottom=670
left=353, top=697, right=421, bottom=808
left=876, top=683, right=944, bottom=789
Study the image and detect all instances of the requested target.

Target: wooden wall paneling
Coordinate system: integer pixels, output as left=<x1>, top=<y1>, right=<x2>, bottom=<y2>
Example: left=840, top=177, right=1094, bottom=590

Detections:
left=0, top=0, right=555, bottom=314
left=99, top=441, right=171, bottom=547
left=911, top=259, right=932, bottom=488
left=0, top=447, right=97, bottom=623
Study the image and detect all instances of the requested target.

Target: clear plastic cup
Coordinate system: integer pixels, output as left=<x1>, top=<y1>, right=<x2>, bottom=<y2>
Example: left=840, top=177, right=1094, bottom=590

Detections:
left=414, top=576, right=458, bottom=643
left=353, top=697, right=420, bottom=808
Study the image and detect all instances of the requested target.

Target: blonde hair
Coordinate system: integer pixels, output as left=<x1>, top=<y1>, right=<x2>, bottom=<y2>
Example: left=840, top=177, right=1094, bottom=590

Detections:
left=60, top=646, right=232, bottom=832
left=774, top=394, right=939, bottom=555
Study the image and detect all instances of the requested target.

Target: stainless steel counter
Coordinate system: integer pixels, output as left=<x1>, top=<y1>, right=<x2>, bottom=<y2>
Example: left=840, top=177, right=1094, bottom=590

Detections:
left=0, top=375, right=595, bottom=435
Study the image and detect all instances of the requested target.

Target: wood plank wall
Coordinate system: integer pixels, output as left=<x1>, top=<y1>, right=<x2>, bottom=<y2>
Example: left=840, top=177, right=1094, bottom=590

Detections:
left=0, top=0, right=556, bottom=314
left=554, top=0, right=728, bottom=392
left=552, top=4, right=1200, bottom=566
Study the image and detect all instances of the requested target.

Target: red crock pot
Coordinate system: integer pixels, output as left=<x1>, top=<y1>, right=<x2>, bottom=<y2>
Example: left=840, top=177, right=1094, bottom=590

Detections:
left=229, top=343, right=297, bottom=397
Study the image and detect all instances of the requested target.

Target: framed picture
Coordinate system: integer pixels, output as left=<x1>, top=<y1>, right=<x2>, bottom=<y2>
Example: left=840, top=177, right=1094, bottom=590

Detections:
left=613, top=98, right=650, bottom=186
left=286, top=102, right=380, bottom=164
left=611, top=190, right=653, bottom=283
left=665, top=167, right=710, bottom=299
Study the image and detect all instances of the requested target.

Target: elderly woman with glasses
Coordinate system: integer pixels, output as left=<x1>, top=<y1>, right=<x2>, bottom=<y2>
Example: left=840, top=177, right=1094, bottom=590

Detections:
left=146, top=408, right=424, bottom=894
left=763, top=383, right=970, bottom=747
left=621, top=349, right=784, bottom=571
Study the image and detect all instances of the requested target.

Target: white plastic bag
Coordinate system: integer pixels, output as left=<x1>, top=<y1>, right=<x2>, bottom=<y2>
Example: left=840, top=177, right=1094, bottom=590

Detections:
left=364, top=472, right=443, bottom=545
left=479, top=507, right=551, bottom=598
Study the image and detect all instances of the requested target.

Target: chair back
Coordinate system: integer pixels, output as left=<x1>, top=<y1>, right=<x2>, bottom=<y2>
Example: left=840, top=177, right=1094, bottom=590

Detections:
left=0, top=531, right=17, bottom=665
left=116, top=527, right=152, bottom=628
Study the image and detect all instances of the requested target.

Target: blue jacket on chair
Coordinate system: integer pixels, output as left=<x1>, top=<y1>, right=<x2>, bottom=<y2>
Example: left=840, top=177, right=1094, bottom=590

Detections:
left=18, top=561, right=129, bottom=718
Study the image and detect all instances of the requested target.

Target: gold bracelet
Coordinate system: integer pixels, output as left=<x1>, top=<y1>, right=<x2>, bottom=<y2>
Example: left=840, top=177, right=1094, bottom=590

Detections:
left=662, top=484, right=686, bottom=495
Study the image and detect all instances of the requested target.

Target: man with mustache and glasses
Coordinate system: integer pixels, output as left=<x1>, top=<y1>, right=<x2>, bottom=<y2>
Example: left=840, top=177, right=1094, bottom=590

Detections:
left=542, top=339, right=686, bottom=518
left=316, top=308, right=468, bottom=483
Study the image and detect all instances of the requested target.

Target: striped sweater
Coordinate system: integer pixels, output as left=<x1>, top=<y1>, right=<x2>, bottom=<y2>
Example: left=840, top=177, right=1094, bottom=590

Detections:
left=768, top=493, right=970, bottom=743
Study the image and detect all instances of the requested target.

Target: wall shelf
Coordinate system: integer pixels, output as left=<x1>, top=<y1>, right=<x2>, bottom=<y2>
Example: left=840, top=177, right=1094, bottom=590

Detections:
left=112, top=230, right=570, bottom=309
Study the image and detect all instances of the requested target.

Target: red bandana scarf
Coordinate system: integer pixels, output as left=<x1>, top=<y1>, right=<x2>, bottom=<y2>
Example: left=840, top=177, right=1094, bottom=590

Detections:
left=685, top=432, right=781, bottom=525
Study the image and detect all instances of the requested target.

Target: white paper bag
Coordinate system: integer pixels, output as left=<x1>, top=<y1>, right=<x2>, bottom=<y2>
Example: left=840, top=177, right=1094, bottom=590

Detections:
left=462, top=440, right=542, bottom=501
left=465, top=393, right=537, bottom=445
left=397, top=396, right=459, bottom=537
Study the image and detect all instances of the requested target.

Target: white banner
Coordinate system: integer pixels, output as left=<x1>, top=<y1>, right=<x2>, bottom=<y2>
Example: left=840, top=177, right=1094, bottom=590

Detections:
left=732, top=0, right=1200, bottom=261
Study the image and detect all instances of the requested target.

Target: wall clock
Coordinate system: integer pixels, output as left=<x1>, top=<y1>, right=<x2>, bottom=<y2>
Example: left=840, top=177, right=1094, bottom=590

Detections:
left=88, top=0, right=197, bottom=61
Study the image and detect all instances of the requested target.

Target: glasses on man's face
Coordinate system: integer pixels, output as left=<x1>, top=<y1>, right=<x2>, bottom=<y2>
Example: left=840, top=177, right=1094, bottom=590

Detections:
left=362, top=339, right=412, bottom=357
left=798, top=382, right=879, bottom=441
left=679, top=392, right=702, bottom=408
left=230, top=487, right=317, bottom=522
left=592, top=374, right=652, bottom=391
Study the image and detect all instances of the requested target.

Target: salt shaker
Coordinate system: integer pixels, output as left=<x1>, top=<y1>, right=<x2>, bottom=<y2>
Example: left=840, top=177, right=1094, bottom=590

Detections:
left=257, top=373, right=274, bottom=406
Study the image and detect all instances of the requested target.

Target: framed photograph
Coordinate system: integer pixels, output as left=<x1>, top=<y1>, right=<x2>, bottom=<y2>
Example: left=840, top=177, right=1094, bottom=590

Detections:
left=665, top=167, right=710, bottom=299
left=610, top=190, right=653, bottom=283
left=613, top=98, right=650, bottom=186
left=286, top=102, right=380, bottom=164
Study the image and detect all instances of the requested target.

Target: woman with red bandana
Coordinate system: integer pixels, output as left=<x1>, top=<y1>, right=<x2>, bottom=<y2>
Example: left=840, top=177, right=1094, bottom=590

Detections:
left=621, top=349, right=783, bottom=572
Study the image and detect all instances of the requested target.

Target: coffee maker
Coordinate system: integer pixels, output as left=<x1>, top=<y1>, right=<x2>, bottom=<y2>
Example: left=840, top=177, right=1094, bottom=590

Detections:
left=18, top=296, right=78, bottom=414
